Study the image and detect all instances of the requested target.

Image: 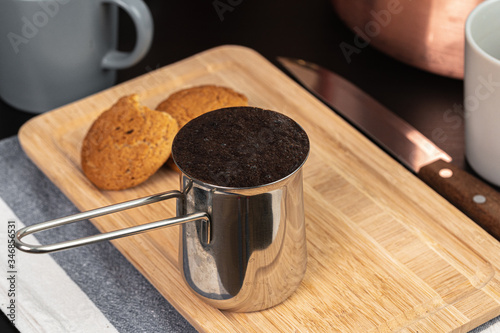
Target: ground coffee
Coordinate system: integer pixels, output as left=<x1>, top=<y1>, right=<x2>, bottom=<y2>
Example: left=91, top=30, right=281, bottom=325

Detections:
left=172, top=106, right=309, bottom=187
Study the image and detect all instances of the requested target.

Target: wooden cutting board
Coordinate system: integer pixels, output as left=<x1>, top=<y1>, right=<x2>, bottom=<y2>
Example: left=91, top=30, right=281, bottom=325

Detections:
left=19, top=45, right=500, bottom=332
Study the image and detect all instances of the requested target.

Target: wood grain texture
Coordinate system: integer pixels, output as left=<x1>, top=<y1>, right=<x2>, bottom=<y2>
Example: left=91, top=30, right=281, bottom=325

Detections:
left=418, top=159, right=500, bottom=242
left=18, top=45, right=500, bottom=332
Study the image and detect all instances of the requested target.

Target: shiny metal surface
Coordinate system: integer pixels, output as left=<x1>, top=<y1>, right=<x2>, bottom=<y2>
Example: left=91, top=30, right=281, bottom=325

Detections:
left=278, top=57, right=451, bottom=172
left=15, top=151, right=308, bottom=312
left=331, top=0, right=483, bottom=79
left=178, top=167, right=308, bottom=312
left=15, top=190, right=209, bottom=253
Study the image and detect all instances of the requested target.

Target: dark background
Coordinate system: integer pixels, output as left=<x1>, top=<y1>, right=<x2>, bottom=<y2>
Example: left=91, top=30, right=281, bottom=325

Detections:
left=0, top=0, right=473, bottom=331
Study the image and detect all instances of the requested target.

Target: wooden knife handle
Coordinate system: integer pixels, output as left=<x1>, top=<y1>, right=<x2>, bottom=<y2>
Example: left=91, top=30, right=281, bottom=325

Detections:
left=418, top=159, right=500, bottom=240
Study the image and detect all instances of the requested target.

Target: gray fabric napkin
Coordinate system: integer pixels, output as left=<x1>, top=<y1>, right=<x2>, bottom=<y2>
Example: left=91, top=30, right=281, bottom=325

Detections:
left=0, top=136, right=196, bottom=332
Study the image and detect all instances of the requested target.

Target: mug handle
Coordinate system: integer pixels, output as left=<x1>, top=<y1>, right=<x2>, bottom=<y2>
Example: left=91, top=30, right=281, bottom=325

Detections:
left=101, top=0, right=154, bottom=69
left=15, top=190, right=210, bottom=254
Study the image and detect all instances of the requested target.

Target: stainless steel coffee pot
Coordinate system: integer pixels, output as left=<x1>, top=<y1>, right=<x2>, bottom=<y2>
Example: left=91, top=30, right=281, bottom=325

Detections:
left=15, top=109, right=309, bottom=312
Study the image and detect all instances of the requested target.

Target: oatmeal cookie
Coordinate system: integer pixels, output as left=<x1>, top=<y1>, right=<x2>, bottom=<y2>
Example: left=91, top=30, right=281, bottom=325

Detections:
left=81, top=94, right=178, bottom=190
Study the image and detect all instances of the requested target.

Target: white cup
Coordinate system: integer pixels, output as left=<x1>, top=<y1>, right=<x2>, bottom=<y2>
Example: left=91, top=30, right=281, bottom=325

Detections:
left=465, top=0, right=500, bottom=186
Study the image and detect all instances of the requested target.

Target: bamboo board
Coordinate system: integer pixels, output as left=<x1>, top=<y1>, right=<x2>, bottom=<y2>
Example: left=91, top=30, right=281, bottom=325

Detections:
left=18, top=45, right=500, bottom=332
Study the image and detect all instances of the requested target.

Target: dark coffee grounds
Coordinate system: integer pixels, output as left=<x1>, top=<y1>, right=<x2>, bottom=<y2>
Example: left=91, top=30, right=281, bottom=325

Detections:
left=172, top=107, right=309, bottom=188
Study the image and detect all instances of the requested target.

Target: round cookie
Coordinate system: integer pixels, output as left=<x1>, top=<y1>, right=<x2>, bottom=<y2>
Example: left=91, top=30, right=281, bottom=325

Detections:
left=155, top=85, right=248, bottom=128
left=81, top=94, right=178, bottom=190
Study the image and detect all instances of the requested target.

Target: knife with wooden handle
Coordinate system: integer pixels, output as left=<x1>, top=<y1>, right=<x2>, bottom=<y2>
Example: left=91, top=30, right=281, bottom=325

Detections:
left=278, top=57, right=500, bottom=240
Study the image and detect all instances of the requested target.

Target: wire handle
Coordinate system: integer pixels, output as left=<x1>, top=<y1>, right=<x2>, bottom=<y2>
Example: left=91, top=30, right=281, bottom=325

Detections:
left=15, top=190, right=210, bottom=254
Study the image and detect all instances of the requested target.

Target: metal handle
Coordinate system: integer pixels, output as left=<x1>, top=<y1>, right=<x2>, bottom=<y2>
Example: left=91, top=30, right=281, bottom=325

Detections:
left=15, top=190, right=210, bottom=254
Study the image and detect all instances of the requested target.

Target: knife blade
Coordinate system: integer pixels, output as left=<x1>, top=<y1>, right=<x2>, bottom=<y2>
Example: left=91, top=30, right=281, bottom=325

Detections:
left=278, top=57, right=500, bottom=241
